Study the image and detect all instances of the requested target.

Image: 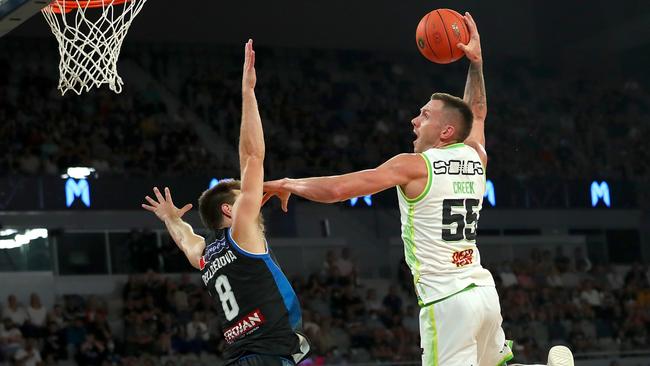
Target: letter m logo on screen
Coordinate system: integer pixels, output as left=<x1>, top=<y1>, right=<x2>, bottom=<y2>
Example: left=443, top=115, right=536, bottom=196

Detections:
left=484, top=180, right=496, bottom=207
left=65, top=178, right=91, bottom=207
left=590, top=181, right=611, bottom=208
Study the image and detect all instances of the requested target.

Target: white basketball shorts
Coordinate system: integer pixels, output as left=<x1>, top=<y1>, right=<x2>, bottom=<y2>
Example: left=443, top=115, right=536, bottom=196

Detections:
left=419, top=285, right=514, bottom=366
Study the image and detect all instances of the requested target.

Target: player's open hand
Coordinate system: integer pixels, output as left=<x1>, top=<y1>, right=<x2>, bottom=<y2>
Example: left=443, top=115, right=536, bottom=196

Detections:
left=242, top=39, right=256, bottom=91
left=142, top=187, right=192, bottom=222
left=456, top=12, right=482, bottom=64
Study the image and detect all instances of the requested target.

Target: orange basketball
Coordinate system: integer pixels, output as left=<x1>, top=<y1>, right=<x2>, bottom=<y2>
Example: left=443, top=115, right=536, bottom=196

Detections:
left=415, top=9, right=469, bottom=64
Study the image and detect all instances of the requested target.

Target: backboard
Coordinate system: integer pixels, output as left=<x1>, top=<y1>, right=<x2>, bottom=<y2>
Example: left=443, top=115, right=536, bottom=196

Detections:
left=0, top=0, right=48, bottom=37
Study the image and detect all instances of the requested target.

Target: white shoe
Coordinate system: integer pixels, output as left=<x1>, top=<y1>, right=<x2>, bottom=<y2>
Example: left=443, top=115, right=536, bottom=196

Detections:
left=547, top=345, right=574, bottom=366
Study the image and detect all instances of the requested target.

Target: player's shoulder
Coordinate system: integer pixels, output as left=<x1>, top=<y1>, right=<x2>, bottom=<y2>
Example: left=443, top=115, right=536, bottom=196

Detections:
left=384, top=153, right=428, bottom=179
left=462, top=140, right=488, bottom=167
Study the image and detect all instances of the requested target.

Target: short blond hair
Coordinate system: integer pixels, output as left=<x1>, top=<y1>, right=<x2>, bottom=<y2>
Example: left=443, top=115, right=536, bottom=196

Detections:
left=430, top=93, right=473, bottom=141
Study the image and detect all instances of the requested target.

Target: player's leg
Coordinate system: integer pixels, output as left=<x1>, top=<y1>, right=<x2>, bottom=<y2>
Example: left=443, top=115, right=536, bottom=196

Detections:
left=475, top=286, right=516, bottom=366
left=419, top=287, right=480, bottom=366
left=473, top=286, right=573, bottom=366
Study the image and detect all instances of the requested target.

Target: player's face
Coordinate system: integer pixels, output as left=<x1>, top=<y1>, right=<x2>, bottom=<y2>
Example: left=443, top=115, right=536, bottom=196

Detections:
left=411, top=100, right=445, bottom=153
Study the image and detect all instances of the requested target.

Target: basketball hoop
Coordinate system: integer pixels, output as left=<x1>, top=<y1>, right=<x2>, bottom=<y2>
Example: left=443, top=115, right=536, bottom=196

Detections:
left=41, top=0, right=148, bottom=95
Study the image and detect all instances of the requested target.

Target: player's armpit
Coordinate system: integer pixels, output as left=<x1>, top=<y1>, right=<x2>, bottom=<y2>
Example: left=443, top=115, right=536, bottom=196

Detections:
left=463, top=138, right=488, bottom=168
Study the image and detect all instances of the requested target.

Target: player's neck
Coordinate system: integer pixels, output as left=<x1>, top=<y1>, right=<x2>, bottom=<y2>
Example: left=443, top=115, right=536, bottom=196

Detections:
left=437, top=140, right=462, bottom=149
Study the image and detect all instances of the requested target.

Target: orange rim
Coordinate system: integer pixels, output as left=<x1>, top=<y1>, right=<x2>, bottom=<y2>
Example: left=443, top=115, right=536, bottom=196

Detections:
left=48, top=0, right=132, bottom=14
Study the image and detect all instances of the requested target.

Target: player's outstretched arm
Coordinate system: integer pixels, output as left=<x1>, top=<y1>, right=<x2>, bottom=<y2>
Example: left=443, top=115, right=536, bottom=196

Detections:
left=263, top=154, right=426, bottom=211
left=457, top=12, right=488, bottom=166
left=231, top=39, right=266, bottom=253
left=142, top=187, right=205, bottom=269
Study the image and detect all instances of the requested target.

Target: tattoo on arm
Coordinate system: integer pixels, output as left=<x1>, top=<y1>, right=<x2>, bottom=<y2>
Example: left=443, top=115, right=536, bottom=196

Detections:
left=463, top=62, right=487, bottom=120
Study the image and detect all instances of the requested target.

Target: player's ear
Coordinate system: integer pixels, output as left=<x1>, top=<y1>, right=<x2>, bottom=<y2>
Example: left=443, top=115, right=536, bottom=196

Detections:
left=221, top=203, right=232, bottom=219
left=441, top=124, right=455, bottom=140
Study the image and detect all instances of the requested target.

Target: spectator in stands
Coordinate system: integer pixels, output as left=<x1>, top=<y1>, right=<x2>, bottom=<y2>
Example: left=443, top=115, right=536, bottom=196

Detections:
left=46, top=304, right=65, bottom=328
left=1, top=318, right=23, bottom=361
left=24, top=294, right=46, bottom=339
left=3, top=295, right=28, bottom=329
left=382, top=285, right=402, bottom=317
left=364, top=288, right=382, bottom=315
left=185, top=312, right=209, bottom=354
left=499, top=262, right=519, bottom=287
left=13, top=338, right=42, bottom=366
left=76, top=333, right=106, bottom=365
left=335, top=248, right=357, bottom=286
left=66, top=316, right=87, bottom=352
left=42, top=321, right=67, bottom=362
left=579, top=279, right=603, bottom=308
left=125, top=313, right=156, bottom=355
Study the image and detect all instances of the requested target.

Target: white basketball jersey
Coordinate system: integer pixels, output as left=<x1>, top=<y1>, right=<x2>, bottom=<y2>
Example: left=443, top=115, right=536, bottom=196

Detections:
left=397, top=143, right=495, bottom=305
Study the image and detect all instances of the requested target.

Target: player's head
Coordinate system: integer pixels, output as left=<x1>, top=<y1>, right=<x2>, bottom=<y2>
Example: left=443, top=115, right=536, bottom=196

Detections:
left=198, top=180, right=265, bottom=231
left=411, top=93, right=473, bottom=153
left=198, top=180, right=241, bottom=230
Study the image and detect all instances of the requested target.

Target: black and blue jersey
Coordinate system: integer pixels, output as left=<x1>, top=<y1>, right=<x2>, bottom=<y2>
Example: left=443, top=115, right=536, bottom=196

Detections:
left=199, top=228, right=305, bottom=364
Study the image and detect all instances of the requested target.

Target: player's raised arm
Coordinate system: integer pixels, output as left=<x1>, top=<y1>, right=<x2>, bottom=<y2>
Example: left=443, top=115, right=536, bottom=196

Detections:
left=142, top=187, right=205, bottom=269
left=231, top=39, right=266, bottom=253
left=263, top=153, right=427, bottom=211
left=457, top=12, right=488, bottom=166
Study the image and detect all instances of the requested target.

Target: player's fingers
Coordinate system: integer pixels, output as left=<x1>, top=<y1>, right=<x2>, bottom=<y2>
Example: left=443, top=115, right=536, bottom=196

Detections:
left=281, top=196, right=289, bottom=213
left=179, top=203, right=193, bottom=216
left=261, top=192, right=273, bottom=206
left=145, top=196, right=158, bottom=206
left=457, top=42, right=468, bottom=51
left=141, top=204, right=156, bottom=212
left=465, top=12, right=478, bottom=33
left=251, top=50, right=255, bottom=68
left=164, top=187, right=173, bottom=205
left=244, top=42, right=250, bottom=68
left=153, top=187, right=165, bottom=202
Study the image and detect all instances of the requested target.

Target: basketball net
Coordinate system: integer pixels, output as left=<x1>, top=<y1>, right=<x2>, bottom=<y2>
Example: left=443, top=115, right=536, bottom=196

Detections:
left=41, top=0, right=148, bottom=95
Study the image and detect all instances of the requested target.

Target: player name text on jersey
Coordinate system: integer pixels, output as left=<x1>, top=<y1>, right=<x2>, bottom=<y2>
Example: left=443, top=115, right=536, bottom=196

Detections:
left=202, top=250, right=238, bottom=286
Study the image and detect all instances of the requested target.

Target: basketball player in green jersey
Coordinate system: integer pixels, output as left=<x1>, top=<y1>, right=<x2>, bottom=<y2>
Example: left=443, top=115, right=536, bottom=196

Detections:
left=263, top=12, right=574, bottom=366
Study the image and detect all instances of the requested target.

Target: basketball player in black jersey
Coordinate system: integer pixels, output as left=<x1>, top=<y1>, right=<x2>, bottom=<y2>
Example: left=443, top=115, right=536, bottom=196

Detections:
left=142, top=40, right=309, bottom=366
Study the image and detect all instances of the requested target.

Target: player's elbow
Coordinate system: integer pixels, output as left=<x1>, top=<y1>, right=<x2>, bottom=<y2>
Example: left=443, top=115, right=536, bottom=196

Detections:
left=240, top=139, right=265, bottom=160
left=241, top=155, right=264, bottom=169
left=241, top=147, right=265, bottom=161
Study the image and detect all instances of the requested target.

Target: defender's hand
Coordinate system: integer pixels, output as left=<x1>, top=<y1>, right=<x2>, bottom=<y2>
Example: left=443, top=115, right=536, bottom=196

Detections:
left=262, top=191, right=291, bottom=212
left=262, top=179, right=291, bottom=212
left=242, top=39, right=257, bottom=91
left=142, top=187, right=192, bottom=222
left=457, top=12, right=482, bottom=64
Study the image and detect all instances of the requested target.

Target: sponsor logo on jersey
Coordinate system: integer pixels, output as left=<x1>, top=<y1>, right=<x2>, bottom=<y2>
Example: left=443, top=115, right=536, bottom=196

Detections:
left=433, top=159, right=484, bottom=176
left=223, top=309, right=266, bottom=344
left=205, top=238, right=229, bottom=261
left=452, top=249, right=474, bottom=267
left=202, top=250, right=238, bottom=286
